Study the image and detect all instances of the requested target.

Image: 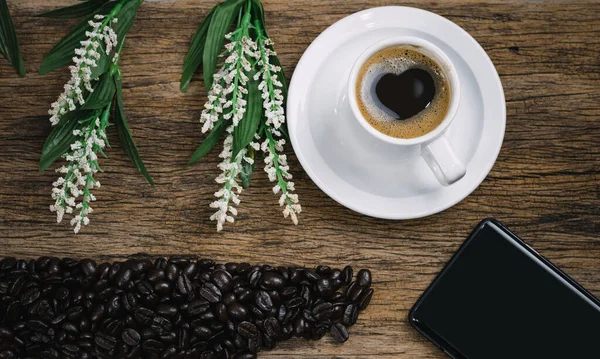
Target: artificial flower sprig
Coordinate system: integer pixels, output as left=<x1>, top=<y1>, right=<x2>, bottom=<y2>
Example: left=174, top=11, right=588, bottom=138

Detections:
left=182, top=0, right=301, bottom=231
left=39, top=0, right=152, bottom=233
left=0, top=0, right=25, bottom=76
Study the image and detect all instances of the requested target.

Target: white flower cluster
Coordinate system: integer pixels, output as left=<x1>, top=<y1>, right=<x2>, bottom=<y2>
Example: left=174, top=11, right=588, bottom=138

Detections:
left=255, top=38, right=285, bottom=129
left=48, top=14, right=119, bottom=126
left=210, top=132, right=254, bottom=231
left=258, top=132, right=301, bottom=225
left=49, top=117, right=107, bottom=234
left=199, top=32, right=259, bottom=133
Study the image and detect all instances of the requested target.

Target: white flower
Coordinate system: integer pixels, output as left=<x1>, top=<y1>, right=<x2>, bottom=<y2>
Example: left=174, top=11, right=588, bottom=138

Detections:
left=255, top=35, right=286, bottom=130
left=48, top=15, right=119, bottom=126
left=49, top=115, right=108, bottom=233
left=208, top=133, right=252, bottom=231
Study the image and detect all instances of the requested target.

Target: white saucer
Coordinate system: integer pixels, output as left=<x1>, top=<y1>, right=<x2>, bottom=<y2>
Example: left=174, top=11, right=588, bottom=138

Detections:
left=287, top=6, right=506, bottom=219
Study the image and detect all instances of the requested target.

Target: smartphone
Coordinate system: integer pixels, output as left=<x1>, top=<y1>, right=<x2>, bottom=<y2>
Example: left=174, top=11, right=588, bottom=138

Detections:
left=409, top=219, right=600, bottom=359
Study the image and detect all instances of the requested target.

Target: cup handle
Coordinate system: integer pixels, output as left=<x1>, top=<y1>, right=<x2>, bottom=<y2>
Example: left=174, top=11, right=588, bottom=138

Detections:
left=421, top=134, right=466, bottom=186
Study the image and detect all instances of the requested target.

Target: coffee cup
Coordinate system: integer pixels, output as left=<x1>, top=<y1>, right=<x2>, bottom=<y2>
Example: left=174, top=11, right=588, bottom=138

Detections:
left=348, top=36, right=465, bottom=186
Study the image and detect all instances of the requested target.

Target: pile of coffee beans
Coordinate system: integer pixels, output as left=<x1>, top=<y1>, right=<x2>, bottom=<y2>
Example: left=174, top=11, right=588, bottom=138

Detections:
left=0, top=257, right=374, bottom=359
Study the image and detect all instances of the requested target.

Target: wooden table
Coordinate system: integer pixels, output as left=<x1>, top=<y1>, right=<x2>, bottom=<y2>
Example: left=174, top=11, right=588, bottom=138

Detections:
left=1, top=0, right=599, bottom=357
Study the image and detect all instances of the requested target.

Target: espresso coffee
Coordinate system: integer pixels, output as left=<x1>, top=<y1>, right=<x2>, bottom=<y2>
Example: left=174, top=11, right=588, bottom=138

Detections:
left=356, top=46, right=450, bottom=139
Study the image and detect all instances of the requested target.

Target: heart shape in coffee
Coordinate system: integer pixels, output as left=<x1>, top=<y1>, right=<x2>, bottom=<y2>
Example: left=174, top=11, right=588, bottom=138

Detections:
left=375, top=68, right=436, bottom=120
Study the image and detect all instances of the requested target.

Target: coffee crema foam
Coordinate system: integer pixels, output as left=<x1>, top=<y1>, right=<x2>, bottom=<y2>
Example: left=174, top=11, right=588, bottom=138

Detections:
left=356, top=46, right=451, bottom=139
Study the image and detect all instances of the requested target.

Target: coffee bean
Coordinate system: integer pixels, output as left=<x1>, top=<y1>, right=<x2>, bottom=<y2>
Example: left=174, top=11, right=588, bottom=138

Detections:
left=193, top=325, right=213, bottom=339
left=234, top=353, right=256, bottom=359
left=222, top=292, right=236, bottom=305
left=95, top=332, right=117, bottom=351
left=237, top=322, right=258, bottom=339
left=154, top=281, right=171, bottom=295
left=248, top=271, right=261, bottom=288
left=281, top=287, right=297, bottom=298
left=316, top=278, right=334, bottom=298
left=122, top=328, right=141, bottom=346
left=199, top=283, right=221, bottom=303
left=254, top=291, right=273, bottom=312
left=136, top=280, right=154, bottom=295
left=305, top=269, right=321, bottom=281
left=177, top=274, right=193, bottom=296
left=188, top=299, right=210, bottom=316
left=356, top=269, right=372, bottom=288
left=260, top=273, right=285, bottom=290
left=342, top=266, right=353, bottom=285
left=313, top=302, right=333, bottom=321
left=116, top=268, right=133, bottom=288
left=61, top=344, right=80, bottom=357
left=156, top=303, right=177, bottom=317
left=346, top=282, right=363, bottom=302
left=227, top=303, right=249, bottom=321
left=135, top=307, right=156, bottom=326
left=20, top=287, right=41, bottom=306
left=142, top=338, right=164, bottom=353
left=358, top=288, right=374, bottom=310
left=330, top=323, right=349, bottom=343
left=213, top=270, right=233, bottom=293
left=343, top=304, right=358, bottom=326
left=263, top=317, right=280, bottom=338
left=152, top=316, right=173, bottom=334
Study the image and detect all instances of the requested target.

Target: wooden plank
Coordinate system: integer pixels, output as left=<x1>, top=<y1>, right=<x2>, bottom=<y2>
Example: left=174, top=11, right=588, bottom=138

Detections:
left=1, top=0, right=599, bottom=357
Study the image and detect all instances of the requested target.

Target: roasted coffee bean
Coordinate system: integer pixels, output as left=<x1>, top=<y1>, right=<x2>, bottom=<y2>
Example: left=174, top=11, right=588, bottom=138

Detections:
left=343, top=304, right=358, bottom=326
left=248, top=270, right=261, bottom=288
left=213, top=270, right=233, bottom=293
left=342, top=266, right=353, bottom=285
left=346, top=282, right=363, bottom=302
left=156, top=303, right=177, bottom=317
left=122, top=292, right=138, bottom=313
left=193, top=325, right=213, bottom=339
left=216, top=303, right=229, bottom=323
left=152, top=316, right=173, bottom=334
left=61, top=344, right=79, bottom=357
left=356, top=269, right=372, bottom=288
left=237, top=322, right=258, bottom=339
left=281, top=287, right=297, bottom=298
left=122, top=328, right=141, bottom=346
left=20, top=287, right=41, bottom=306
left=305, top=269, right=321, bottom=281
left=136, top=280, right=154, bottom=295
left=199, top=283, right=221, bottom=303
left=116, top=268, right=133, bottom=288
left=234, top=353, right=256, bottom=359
left=236, top=288, right=252, bottom=303
left=135, top=307, right=156, bottom=326
left=313, top=302, right=333, bottom=321
left=285, top=297, right=303, bottom=310
left=330, top=323, right=350, bottom=343
left=222, top=292, right=236, bottom=305
left=260, top=273, right=285, bottom=290
left=188, top=299, right=210, bottom=316
left=254, top=291, right=273, bottom=312
left=95, top=332, right=117, bottom=351
left=154, top=280, right=171, bottom=295
left=142, top=338, right=164, bottom=353
left=358, top=288, right=374, bottom=310
left=263, top=317, right=280, bottom=338
left=227, top=303, right=249, bottom=321
left=176, top=274, right=193, bottom=296
left=316, top=278, right=334, bottom=298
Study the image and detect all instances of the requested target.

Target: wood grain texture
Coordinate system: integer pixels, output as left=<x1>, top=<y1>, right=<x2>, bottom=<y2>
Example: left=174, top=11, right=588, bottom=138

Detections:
left=1, top=0, right=600, bottom=357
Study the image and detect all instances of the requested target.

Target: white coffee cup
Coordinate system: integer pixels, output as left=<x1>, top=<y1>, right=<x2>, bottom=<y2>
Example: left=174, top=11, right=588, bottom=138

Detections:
left=347, top=36, right=465, bottom=186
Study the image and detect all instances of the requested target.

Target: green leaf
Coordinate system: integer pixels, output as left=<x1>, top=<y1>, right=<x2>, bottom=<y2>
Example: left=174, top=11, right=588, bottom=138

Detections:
left=36, top=0, right=109, bottom=19
left=113, top=0, right=140, bottom=45
left=187, top=119, right=227, bottom=166
left=232, top=77, right=262, bottom=158
left=251, top=0, right=265, bottom=30
left=180, top=6, right=216, bottom=93
left=202, top=0, right=245, bottom=89
left=114, top=76, right=154, bottom=185
left=40, top=110, right=96, bottom=172
left=239, top=147, right=255, bottom=189
left=38, top=2, right=116, bottom=75
left=0, top=0, right=25, bottom=76
left=82, top=72, right=116, bottom=109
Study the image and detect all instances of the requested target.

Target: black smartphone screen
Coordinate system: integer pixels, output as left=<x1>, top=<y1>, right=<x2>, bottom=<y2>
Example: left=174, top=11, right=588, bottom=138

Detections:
left=409, top=219, right=600, bottom=359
